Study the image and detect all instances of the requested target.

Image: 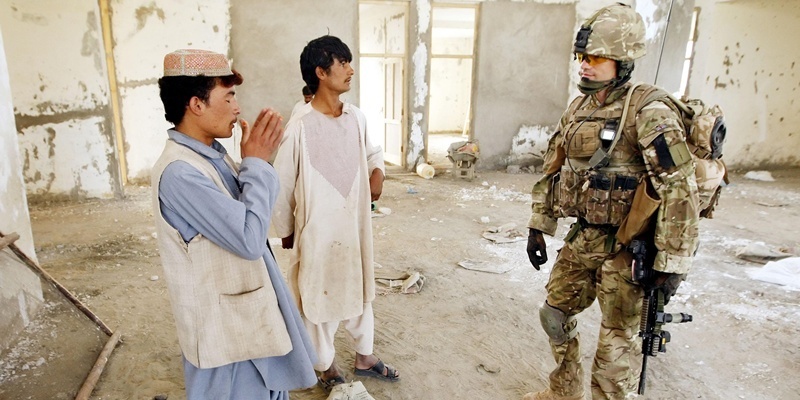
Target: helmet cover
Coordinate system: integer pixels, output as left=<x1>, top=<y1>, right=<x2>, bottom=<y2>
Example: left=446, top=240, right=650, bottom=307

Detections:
left=574, top=3, right=646, bottom=62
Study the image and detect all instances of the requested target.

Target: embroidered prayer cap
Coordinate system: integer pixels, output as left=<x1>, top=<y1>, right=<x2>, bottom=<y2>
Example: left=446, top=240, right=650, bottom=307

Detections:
left=163, top=49, right=233, bottom=77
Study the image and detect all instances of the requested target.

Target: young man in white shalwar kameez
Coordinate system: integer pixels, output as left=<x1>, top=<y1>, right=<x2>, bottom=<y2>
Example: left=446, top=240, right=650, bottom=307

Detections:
left=271, top=35, right=400, bottom=392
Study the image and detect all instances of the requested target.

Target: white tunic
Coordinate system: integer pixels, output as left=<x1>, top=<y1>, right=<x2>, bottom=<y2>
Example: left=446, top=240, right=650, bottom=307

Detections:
left=272, top=103, right=385, bottom=324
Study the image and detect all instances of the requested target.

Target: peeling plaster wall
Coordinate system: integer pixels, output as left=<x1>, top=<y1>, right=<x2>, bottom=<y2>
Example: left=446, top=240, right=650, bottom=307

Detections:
left=689, top=0, right=799, bottom=168
left=406, top=0, right=432, bottom=168
left=110, top=0, right=232, bottom=181
left=472, top=1, right=573, bottom=169
left=230, top=0, right=359, bottom=133
left=0, top=0, right=119, bottom=199
left=0, top=25, right=43, bottom=354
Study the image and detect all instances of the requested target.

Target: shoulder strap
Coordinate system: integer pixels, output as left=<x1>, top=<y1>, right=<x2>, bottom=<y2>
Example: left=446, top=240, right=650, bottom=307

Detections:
left=618, top=83, right=682, bottom=150
left=564, top=95, right=589, bottom=122
left=602, top=82, right=652, bottom=157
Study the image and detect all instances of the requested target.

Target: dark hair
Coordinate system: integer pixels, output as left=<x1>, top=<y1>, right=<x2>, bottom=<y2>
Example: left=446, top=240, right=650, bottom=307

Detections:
left=157, top=70, right=243, bottom=125
left=302, top=85, right=313, bottom=96
left=300, top=35, right=352, bottom=94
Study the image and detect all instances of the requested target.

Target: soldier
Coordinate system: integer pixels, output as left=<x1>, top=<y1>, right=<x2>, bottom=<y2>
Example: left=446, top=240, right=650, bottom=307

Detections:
left=524, top=4, right=698, bottom=400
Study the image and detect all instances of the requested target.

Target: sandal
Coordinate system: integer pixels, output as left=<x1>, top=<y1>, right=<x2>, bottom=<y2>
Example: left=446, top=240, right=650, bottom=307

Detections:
left=353, top=359, right=400, bottom=382
left=317, top=375, right=345, bottom=393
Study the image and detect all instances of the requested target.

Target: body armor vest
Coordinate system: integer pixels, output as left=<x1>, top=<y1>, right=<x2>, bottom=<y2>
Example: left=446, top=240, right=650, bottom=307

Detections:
left=554, top=98, right=647, bottom=226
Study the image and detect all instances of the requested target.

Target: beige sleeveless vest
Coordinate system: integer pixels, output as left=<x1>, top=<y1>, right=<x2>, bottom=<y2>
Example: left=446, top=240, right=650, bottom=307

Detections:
left=151, top=140, right=292, bottom=368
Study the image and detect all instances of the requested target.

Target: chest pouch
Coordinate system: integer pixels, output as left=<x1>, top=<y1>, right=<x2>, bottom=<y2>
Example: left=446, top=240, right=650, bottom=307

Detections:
left=565, top=120, right=603, bottom=158
left=584, top=173, right=612, bottom=225
left=588, top=119, right=621, bottom=170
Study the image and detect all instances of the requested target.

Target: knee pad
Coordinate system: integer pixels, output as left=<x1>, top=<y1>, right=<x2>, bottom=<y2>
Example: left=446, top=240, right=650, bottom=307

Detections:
left=539, top=303, right=578, bottom=345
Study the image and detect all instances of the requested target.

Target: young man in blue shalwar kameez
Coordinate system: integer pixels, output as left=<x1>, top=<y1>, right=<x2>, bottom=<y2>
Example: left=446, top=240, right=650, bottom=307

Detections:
left=152, top=49, right=317, bottom=400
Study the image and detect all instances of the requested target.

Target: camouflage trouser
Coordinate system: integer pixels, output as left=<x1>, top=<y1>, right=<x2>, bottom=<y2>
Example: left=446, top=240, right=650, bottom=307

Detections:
left=543, top=223, right=644, bottom=400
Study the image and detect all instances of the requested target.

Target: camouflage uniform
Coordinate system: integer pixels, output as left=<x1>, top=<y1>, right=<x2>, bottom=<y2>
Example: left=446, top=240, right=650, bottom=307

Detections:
left=525, top=4, right=700, bottom=400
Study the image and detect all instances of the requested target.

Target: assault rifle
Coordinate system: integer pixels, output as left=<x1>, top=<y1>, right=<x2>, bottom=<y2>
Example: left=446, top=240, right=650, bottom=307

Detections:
left=629, top=239, right=693, bottom=395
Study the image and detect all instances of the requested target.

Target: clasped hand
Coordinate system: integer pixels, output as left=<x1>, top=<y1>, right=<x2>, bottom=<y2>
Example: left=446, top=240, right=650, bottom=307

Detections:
left=240, top=108, right=284, bottom=162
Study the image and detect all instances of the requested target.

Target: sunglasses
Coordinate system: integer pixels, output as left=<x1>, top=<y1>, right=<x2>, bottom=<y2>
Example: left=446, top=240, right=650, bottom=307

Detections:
left=575, top=53, right=611, bottom=66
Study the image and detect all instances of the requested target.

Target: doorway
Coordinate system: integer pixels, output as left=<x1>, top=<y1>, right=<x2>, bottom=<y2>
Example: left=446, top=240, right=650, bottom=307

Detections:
left=427, top=4, right=477, bottom=168
left=359, top=1, right=409, bottom=167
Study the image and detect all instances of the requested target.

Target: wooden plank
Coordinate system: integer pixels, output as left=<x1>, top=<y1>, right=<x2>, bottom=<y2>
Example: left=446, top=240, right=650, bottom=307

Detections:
left=0, top=231, right=20, bottom=251
left=74, top=329, right=123, bottom=400
left=0, top=231, right=114, bottom=336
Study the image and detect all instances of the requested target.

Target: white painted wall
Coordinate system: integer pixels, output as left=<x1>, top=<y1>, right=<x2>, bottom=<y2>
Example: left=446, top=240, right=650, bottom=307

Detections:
left=0, top=0, right=119, bottom=198
left=689, top=0, right=800, bottom=168
left=0, top=23, right=43, bottom=354
left=429, top=57, right=472, bottom=133
left=0, top=25, right=35, bottom=260
left=110, top=0, right=232, bottom=182
left=429, top=7, right=475, bottom=134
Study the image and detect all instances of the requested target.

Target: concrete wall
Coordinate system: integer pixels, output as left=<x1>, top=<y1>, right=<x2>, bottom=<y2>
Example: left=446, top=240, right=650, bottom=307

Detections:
left=0, top=25, right=43, bottom=354
left=110, top=1, right=232, bottom=182
left=689, top=0, right=800, bottom=168
left=472, top=1, right=574, bottom=169
left=0, top=0, right=120, bottom=199
left=230, top=0, right=359, bottom=131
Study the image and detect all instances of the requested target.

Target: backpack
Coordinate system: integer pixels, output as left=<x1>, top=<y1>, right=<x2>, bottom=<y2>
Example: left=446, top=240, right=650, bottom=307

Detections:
left=620, top=83, right=729, bottom=218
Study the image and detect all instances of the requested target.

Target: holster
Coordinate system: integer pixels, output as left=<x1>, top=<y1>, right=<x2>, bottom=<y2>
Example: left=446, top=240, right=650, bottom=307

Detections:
left=616, top=178, right=661, bottom=246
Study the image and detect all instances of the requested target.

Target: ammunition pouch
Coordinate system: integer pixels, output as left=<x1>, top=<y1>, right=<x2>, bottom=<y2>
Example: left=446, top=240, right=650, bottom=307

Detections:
left=557, top=166, right=642, bottom=226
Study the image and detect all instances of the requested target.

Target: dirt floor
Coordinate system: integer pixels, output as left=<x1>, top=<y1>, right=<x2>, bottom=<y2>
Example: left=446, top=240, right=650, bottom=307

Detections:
left=3, top=167, right=799, bottom=400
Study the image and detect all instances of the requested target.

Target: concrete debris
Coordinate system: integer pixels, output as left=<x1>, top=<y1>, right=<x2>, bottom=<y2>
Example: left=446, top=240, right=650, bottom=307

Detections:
left=743, top=171, right=775, bottom=182
left=375, top=268, right=425, bottom=294
left=326, top=381, right=375, bottom=400
left=457, top=258, right=514, bottom=274
left=482, top=223, right=526, bottom=244
left=735, top=243, right=794, bottom=264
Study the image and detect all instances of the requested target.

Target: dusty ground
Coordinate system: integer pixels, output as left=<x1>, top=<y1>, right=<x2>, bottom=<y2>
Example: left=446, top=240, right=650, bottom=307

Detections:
left=3, top=168, right=799, bottom=400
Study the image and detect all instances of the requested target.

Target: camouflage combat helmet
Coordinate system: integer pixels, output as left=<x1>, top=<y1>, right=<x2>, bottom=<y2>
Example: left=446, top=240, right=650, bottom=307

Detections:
left=574, top=3, right=646, bottom=62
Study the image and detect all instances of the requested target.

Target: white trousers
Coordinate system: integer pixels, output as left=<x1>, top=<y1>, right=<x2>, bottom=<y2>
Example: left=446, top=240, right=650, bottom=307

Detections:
left=304, top=303, right=375, bottom=371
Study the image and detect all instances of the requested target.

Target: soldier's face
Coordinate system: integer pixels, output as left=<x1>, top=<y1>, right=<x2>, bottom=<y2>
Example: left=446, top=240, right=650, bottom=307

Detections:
left=579, top=54, right=616, bottom=82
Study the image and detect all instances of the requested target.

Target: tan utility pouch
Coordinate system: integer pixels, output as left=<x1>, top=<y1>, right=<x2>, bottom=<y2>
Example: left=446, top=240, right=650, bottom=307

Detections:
left=615, top=179, right=661, bottom=246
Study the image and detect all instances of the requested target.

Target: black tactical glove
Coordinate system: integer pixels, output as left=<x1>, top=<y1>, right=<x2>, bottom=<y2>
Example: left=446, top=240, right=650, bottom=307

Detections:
left=526, top=229, right=548, bottom=270
left=655, top=272, right=686, bottom=305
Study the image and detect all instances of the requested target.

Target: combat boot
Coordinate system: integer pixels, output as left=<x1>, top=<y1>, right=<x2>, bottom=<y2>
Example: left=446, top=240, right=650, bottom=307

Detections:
left=522, top=389, right=585, bottom=400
